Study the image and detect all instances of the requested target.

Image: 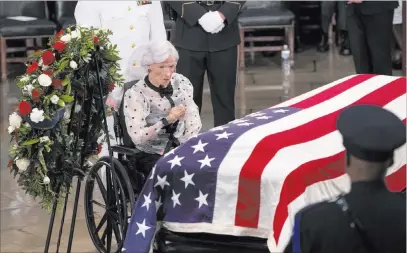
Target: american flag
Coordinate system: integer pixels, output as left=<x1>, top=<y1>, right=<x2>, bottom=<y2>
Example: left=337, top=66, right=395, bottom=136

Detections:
left=122, top=74, right=406, bottom=253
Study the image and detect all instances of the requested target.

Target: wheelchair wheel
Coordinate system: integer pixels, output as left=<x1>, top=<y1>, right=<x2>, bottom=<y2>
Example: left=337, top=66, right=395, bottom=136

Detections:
left=84, top=156, right=135, bottom=253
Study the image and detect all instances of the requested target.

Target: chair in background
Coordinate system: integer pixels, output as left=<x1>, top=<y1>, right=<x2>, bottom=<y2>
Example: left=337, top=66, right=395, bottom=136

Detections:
left=53, top=1, right=77, bottom=30
left=0, top=1, right=56, bottom=81
left=236, top=1, right=295, bottom=114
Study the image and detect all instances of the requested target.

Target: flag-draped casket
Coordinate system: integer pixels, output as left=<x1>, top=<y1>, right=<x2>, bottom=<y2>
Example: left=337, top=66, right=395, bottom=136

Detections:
left=123, top=74, right=406, bottom=253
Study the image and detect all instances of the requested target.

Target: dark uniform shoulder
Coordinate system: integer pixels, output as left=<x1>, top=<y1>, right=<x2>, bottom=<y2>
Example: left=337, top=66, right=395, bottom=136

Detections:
left=296, top=199, right=339, bottom=219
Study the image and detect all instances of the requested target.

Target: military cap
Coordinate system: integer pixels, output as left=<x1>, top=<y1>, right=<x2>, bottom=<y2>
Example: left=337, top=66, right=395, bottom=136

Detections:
left=337, top=104, right=406, bottom=162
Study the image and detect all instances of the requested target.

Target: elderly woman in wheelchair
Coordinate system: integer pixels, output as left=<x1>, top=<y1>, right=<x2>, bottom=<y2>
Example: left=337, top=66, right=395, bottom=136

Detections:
left=83, top=41, right=202, bottom=252
left=120, top=40, right=202, bottom=182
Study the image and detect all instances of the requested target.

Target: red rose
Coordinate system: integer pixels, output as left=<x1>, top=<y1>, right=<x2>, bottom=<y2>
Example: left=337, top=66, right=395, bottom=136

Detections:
left=52, top=79, right=62, bottom=88
left=42, top=51, right=55, bottom=66
left=96, top=143, right=103, bottom=155
left=93, top=36, right=99, bottom=44
left=53, top=41, right=66, bottom=53
left=43, top=69, right=53, bottom=77
left=108, top=83, right=115, bottom=91
left=32, top=89, right=41, bottom=102
left=26, top=62, right=38, bottom=74
left=18, top=101, right=32, bottom=116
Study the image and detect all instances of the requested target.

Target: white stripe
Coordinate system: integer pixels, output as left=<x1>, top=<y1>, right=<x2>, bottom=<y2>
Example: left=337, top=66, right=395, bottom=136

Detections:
left=212, top=75, right=398, bottom=225
left=265, top=94, right=406, bottom=251
left=258, top=94, right=407, bottom=229
left=271, top=75, right=357, bottom=108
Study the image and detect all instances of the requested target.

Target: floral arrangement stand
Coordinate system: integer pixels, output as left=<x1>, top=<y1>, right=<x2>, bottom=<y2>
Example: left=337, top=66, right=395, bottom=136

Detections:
left=7, top=26, right=124, bottom=253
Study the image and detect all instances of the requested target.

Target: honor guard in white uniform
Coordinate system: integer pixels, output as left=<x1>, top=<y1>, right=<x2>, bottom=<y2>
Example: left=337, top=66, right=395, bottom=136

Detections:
left=75, top=0, right=167, bottom=158
left=75, top=0, right=166, bottom=81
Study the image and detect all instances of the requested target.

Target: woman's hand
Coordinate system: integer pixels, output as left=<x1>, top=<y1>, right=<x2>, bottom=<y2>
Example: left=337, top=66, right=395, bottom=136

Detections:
left=167, top=105, right=185, bottom=123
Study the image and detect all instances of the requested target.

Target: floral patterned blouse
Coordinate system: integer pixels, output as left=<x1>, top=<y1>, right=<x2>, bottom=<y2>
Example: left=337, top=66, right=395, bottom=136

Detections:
left=123, top=73, right=202, bottom=155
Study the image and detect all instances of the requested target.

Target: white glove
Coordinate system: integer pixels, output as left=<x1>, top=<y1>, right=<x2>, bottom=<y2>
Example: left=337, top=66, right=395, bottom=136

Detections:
left=211, top=23, right=225, bottom=34
left=198, top=11, right=224, bottom=33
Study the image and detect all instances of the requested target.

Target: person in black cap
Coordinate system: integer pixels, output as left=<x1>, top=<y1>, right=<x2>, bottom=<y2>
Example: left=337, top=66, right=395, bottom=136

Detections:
left=283, top=104, right=406, bottom=253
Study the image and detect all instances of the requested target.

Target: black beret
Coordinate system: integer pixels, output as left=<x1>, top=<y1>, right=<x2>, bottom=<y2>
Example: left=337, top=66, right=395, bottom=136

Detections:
left=337, top=104, right=406, bottom=162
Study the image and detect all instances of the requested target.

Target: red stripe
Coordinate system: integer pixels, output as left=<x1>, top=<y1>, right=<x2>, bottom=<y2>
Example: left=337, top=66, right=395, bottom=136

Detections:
left=273, top=159, right=405, bottom=244
left=386, top=165, right=406, bottom=192
left=290, top=74, right=375, bottom=109
left=234, top=77, right=405, bottom=229
left=272, top=119, right=406, bottom=244
left=273, top=152, right=345, bottom=243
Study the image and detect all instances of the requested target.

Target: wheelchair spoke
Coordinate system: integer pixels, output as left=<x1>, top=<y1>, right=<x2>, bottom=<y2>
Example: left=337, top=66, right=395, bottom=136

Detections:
left=106, top=220, right=113, bottom=252
left=101, top=226, right=108, bottom=243
left=95, top=213, right=107, bottom=234
left=95, top=173, right=108, bottom=204
left=92, top=200, right=106, bottom=209
left=112, top=219, right=123, bottom=243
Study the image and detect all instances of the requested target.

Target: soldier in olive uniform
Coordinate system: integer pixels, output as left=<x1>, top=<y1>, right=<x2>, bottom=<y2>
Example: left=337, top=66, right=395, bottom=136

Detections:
left=167, top=1, right=246, bottom=127
left=346, top=0, right=398, bottom=75
left=284, top=104, right=406, bottom=253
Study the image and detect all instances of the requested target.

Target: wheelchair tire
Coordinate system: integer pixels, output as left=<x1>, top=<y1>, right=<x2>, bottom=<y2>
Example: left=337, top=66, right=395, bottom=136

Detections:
left=84, top=156, right=135, bottom=253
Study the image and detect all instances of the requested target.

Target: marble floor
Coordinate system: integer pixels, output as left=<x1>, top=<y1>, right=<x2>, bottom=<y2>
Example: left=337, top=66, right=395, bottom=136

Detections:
left=0, top=47, right=402, bottom=252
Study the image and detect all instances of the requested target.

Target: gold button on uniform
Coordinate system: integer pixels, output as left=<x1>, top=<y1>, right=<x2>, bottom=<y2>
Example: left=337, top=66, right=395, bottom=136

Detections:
left=131, top=43, right=136, bottom=48
left=132, top=61, right=137, bottom=67
left=130, top=25, right=134, bottom=30
left=128, top=6, right=132, bottom=11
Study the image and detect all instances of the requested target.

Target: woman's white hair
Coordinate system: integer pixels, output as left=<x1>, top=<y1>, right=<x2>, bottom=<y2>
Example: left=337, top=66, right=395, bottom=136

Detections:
left=141, top=40, right=179, bottom=67
left=127, top=40, right=179, bottom=80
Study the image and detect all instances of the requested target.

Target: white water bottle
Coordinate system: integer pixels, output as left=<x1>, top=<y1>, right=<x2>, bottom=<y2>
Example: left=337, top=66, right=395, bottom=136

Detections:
left=281, top=45, right=291, bottom=99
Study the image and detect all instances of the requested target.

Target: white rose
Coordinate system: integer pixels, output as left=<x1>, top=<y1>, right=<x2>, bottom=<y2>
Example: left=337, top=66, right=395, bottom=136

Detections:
left=40, top=136, right=50, bottom=143
left=16, top=158, right=30, bottom=172
left=70, top=30, right=81, bottom=39
left=38, top=74, right=52, bottom=87
left=43, top=176, right=50, bottom=184
left=60, top=34, right=71, bottom=42
left=50, top=95, right=59, bottom=105
left=24, top=122, right=30, bottom=128
left=23, top=84, right=34, bottom=94
left=9, top=112, right=22, bottom=129
left=8, top=125, right=15, bottom=134
left=69, top=61, right=78, bottom=70
left=38, top=59, right=43, bottom=67
left=30, top=108, right=45, bottom=123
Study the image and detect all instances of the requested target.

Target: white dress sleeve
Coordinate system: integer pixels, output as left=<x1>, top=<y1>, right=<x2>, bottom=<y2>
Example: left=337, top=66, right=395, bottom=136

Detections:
left=176, top=75, right=202, bottom=144
left=74, top=1, right=102, bottom=28
left=123, top=88, right=164, bottom=146
left=148, top=1, right=167, bottom=41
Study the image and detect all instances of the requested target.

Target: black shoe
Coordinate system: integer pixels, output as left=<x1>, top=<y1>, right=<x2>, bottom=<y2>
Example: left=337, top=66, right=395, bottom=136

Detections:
left=392, top=49, right=402, bottom=70
left=317, top=33, right=329, bottom=52
left=339, top=32, right=351, bottom=56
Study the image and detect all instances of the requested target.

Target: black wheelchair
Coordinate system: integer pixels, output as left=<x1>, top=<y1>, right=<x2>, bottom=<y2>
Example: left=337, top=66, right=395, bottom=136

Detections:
left=82, top=81, right=270, bottom=253
left=83, top=81, right=142, bottom=253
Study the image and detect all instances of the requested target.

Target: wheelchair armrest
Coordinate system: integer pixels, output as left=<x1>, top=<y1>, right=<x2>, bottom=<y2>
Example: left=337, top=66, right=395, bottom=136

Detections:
left=111, top=145, right=140, bottom=156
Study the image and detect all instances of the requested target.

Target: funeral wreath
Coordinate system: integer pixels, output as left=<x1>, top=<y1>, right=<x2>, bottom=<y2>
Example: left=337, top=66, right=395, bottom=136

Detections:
left=8, top=26, right=124, bottom=210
